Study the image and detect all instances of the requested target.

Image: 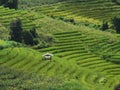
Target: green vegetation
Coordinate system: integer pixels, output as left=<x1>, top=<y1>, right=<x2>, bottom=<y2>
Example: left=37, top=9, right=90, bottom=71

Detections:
left=0, top=6, right=37, bottom=31
left=0, top=0, right=120, bottom=90
left=10, top=18, right=23, bottom=43
left=112, top=16, right=120, bottom=33
left=0, top=0, right=18, bottom=9
left=0, top=47, right=119, bottom=90
left=18, top=0, right=67, bottom=9
left=29, top=0, right=120, bottom=28
left=0, top=66, right=87, bottom=90
left=0, top=6, right=56, bottom=47
left=0, top=40, right=21, bottom=49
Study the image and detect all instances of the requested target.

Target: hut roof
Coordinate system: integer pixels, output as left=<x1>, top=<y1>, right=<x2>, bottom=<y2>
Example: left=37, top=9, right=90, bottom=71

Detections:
left=42, top=53, right=53, bottom=56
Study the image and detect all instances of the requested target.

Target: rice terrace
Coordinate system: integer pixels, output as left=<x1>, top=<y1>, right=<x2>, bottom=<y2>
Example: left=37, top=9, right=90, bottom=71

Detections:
left=0, top=0, right=120, bottom=90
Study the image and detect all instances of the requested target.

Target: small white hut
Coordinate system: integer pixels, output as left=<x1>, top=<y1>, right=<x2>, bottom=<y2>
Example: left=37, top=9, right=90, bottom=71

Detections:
left=42, top=53, right=53, bottom=60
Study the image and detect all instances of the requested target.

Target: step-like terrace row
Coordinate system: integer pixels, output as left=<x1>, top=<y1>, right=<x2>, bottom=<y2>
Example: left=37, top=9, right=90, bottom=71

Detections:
left=0, top=6, right=37, bottom=30
left=0, top=47, right=118, bottom=89
left=32, top=0, right=120, bottom=25
left=39, top=31, right=120, bottom=77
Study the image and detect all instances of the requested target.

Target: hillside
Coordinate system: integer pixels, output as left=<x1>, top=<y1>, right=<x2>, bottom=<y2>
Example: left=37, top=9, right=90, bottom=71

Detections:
left=0, top=28, right=120, bottom=90
left=0, top=0, right=120, bottom=90
left=30, top=0, right=120, bottom=26
left=0, top=46, right=119, bottom=90
left=0, top=7, right=39, bottom=29
left=1, top=66, right=85, bottom=90
left=18, top=0, right=67, bottom=9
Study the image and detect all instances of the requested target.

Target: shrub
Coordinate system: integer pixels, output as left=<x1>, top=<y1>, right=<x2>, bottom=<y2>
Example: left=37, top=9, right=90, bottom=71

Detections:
left=10, top=18, right=23, bottom=43
left=23, top=30, right=35, bottom=45
left=35, top=33, right=56, bottom=49
left=112, top=16, right=120, bottom=33
left=112, top=0, right=120, bottom=5
left=30, top=27, right=38, bottom=38
left=101, top=21, right=109, bottom=31
left=0, top=0, right=18, bottom=9
left=0, top=46, right=3, bottom=50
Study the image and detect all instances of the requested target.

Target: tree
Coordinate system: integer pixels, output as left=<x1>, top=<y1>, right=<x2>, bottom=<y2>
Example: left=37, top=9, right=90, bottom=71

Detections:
left=101, top=21, right=109, bottom=31
left=0, top=0, right=8, bottom=5
left=10, top=18, right=23, bottom=42
left=30, top=27, right=38, bottom=38
left=23, top=30, right=35, bottom=45
left=111, top=0, right=116, bottom=2
left=111, top=0, right=120, bottom=5
left=0, top=0, right=18, bottom=9
left=112, top=16, right=120, bottom=33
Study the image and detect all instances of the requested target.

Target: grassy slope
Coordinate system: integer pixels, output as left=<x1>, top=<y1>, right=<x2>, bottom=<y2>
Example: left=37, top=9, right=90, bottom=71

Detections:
left=18, top=0, right=67, bottom=9
left=0, top=23, right=9, bottom=40
left=0, top=1, right=120, bottom=89
left=0, top=6, right=39, bottom=30
left=30, top=0, right=120, bottom=25
left=0, top=6, right=103, bottom=39
left=1, top=66, right=86, bottom=90
left=0, top=26, right=120, bottom=90
left=39, top=27, right=120, bottom=89
left=0, top=6, right=44, bottom=40
left=0, top=6, right=91, bottom=38
left=0, top=47, right=118, bottom=90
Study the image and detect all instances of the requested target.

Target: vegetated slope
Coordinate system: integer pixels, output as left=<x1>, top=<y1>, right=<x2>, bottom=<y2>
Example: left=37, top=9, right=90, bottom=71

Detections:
left=0, top=24, right=8, bottom=40
left=0, top=29, right=120, bottom=89
left=18, top=0, right=67, bottom=9
left=0, top=40, right=21, bottom=49
left=1, top=66, right=83, bottom=90
left=30, top=0, right=120, bottom=25
left=0, top=6, right=94, bottom=40
left=0, top=47, right=88, bottom=90
left=39, top=29, right=120, bottom=89
left=0, top=3, right=120, bottom=89
left=0, top=6, right=44, bottom=40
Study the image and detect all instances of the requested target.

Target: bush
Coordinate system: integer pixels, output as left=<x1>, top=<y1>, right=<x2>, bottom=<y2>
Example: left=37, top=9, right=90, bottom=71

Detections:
left=112, top=16, right=120, bottom=33
left=112, top=0, right=120, bottom=5
left=0, top=0, right=18, bottom=9
left=23, top=30, right=35, bottom=45
left=34, top=33, right=56, bottom=49
left=101, top=21, right=109, bottom=31
left=101, top=54, right=112, bottom=60
left=0, top=46, right=3, bottom=50
left=10, top=18, right=23, bottom=43
left=58, top=17, right=76, bottom=25
left=30, top=27, right=38, bottom=38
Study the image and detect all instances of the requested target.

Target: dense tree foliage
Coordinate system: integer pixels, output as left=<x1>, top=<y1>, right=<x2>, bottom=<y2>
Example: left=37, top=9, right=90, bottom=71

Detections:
left=10, top=18, right=39, bottom=45
left=101, top=21, right=109, bottom=31
left=23, top=30, right=35, bottom=45
left=23, top=28, right=39, bottom=45
left=0, top=0, right=18, bottom=9
left=30, top=27, right=38, bottom=38
left=112, top=16, right=120, bottom=33
left=112, top=0, right=120, bottom=5
left=10, top=18, right=23, bottom=43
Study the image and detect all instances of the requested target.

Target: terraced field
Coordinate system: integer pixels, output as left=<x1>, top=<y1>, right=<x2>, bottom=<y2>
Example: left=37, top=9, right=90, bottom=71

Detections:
left=39, top=30, right=120, bottom=89
left=30, top=0, right=120, bottom=25
left=0, top=0, right=120, bottom=89
left=0, top=66, right=74, bottom=90
left=0, top=30, right=120, bottom=89
left=18, top=0, right=67, bottom=9
left=0, top=48, right=110, bottom=90
left=0, top=6, right=42, bottom=30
